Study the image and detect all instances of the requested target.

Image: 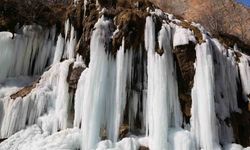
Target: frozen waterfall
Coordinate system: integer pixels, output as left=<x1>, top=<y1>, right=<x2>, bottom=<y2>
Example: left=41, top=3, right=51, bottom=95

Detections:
left=191, top=41, right=221, bottom=150
left=0, top=6, right=250, bottom=150
left=145, top=16, right=182, bottom=150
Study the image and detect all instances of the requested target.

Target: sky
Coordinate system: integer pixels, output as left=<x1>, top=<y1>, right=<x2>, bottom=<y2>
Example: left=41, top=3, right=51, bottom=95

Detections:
left=237, top=0, right=250, bottom=7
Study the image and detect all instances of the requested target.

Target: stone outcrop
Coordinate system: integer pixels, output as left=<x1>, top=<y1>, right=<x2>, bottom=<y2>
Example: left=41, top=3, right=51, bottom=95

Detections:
left=67, top=64, right=85, bottom=91
left=173, top=42, right=196, bottom=122
left=139, top=146, right=149, bottom=150
left=10, top=79, right=40, bottom=100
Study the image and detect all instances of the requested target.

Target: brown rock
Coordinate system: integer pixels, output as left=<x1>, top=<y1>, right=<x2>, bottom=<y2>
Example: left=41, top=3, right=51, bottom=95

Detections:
left=231, top=111, right=250, bottom=147
left=0, top=138, right=6, bottom=143
left=248, top=102, right=250, bottom=112
left=10, top=78, right=40, bottom=100
left=119, top=124, right=129, bottom=139
left=81, top=2, right=100, bottom=66
left=98, top=0, right=117, bottom=8
left=113, top=9, right=148, bottom=53
left=67, top=64, right=85, bottom=90
left=139, top=146, right=149, bottom=150
left=173, top=42, right=196, bottom=122
left=229, top=78, right=250, bottom=147
left=235, top=51, right=242, bottom=63
left=217, top=33, right=250, bottom=56
left=0, top=0, right=67, bottom=33
left=100, top=124, right=129, bottom=140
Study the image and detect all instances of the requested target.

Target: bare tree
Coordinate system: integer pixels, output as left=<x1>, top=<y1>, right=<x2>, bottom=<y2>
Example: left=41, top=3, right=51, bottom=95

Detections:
left=230, top=6, right=250, bottom=41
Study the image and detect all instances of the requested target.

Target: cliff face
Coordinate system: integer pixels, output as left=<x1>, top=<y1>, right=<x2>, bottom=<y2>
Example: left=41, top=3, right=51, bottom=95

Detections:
left=0, top=0, right=250, bottom=149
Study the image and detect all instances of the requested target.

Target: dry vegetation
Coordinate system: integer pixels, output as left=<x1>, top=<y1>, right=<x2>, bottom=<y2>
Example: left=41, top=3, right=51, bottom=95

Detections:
left=154, top=0, right=250, bottom=44
left=0, top=0, right=68, bottom=32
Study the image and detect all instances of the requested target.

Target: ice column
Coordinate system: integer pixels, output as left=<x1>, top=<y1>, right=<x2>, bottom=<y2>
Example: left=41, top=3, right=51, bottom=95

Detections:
left=145, top=16, right=182, bottom=150
left=0, top=25, right=57, bottom=81
left=53, top=60, right=73, bottom=132
left=191, top=41, right=221, bottom=150
left=78, top=16, right=135, bottom=149
left=80, top=17, right=116, bottom=150
left=0, top=32, right=15, bottom=82
left=63, top=20, right=77, bottom=60
left=112, top=39, right=133, bottom=142
left=238, top=54, right=250, bottom=102
left=74, top=69, right=88, bottom=128
left=212, top=39, right=240, bottom=119
left=53, top=34, right=65, bottom=64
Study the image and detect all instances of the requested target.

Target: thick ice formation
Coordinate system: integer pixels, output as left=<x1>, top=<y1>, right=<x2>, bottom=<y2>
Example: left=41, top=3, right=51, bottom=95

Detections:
left=53, top=60, right=73, bottom=132
left=168, top=128, right=195, bottom=150
left=73, top=69, right=88, bottom=128
left=173, top=26, right=196, bottom=47
left=145, top=16, right=182, bottom=149
left=79, top=17, right=135, bottom=149
left=79, top=17, right=117, bottom=150
left=238, top=54, right=250, bottom=102
left=191, top=41, right=221, bottom=150
left=53, top=34, right=65, bottom=64
left=0, top=125, right=81, bottom=150
left=0, top=59, right=74, bottom=138
left=0, top=26, right=56, bottom=82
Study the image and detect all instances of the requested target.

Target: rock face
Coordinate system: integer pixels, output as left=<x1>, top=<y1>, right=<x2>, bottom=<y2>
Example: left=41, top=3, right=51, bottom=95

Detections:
left=139, top=146, right=149, bottom=150
left=112, top=9, right=148, bottom=53
left=67, top=64, right=85, bottom=90
left=68, top=0, right=99, bottom=65
left=173, top=42, right=196, bottom=121
left=230, top=81, right=250, bottom=147
left=98, top=0, right=117, bottom=7
left=10, top=84, right=36, bottom=100
left=10, top=79, right=40, bottom=99
left=0, top=0, right=67, bottom=33
left=231, top=110, right=250, bottom=147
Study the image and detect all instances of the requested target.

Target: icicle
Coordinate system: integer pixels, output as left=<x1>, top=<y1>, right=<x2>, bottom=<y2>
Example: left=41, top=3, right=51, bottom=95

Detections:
left=145, top=16, right=182, bottom=150
left=212, top=38, right=240, bottom=144
left=238, top=54, right=250, bottom=102
left=73, top=54, right=85, bottom=68
left=33, top=26, right=56, bottom=74
left=80, top=17, right=116, bottom=150
left=53, top=60, right=73, bottom=132
left=0, top=60, right=72, bottom=138
left=53, top=34, right=65, bottom=64
left=0, top=32, right=15, bottom=82
left=84, top=0, right=88, bottom=17
left=0, top=25, right=57, bottom=81
left=112, top=39, right=133, bottom=142
left=63, top=23, right=77, bottom=60
left=73, top=69, right=88, bottom=128
left=191, top=41, right=221, bottom=150
left=68, top=25, right=77, bottom=59
left=78, top=16, right=134, bottom=149
left=65, top=19, right=70, bottom=40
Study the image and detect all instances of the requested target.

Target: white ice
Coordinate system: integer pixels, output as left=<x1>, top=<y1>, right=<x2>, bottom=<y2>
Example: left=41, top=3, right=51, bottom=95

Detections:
left=173, top=26, right=196, bottom=47
left=145, top=16, right=182, bottom=150
left=191, top=41, right=221, bottom=150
